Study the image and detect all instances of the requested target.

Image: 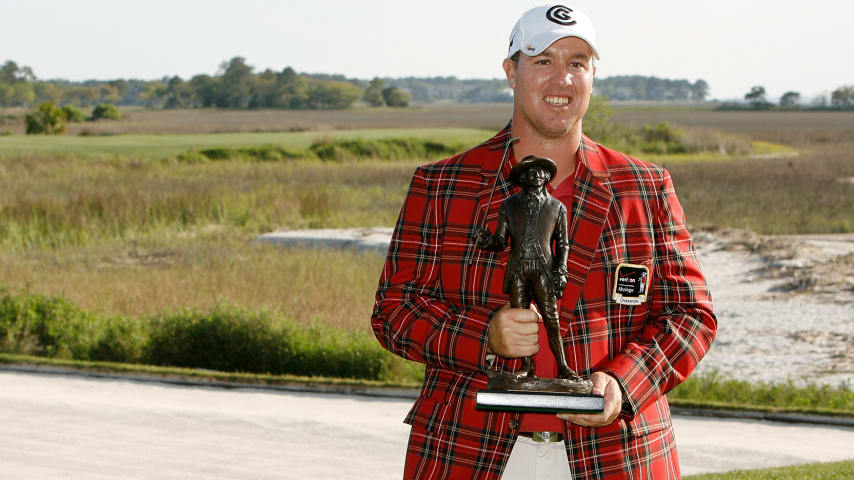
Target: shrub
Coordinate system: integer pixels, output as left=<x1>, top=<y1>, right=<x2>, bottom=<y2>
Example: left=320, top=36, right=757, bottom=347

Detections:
left=87, top=316, right=147, bottom=363
left=144, top=305, right=396, bottom=379
left=90, top=103, right=122, bottom=121
left=24, top=101, right=66, bottom=134
left=580, top=95, right=613, bottom=142
left=0, top=290, right=95, bottom=357
left=145, top=306, right=283, bottom=373
left=174, top=138, right=466, bottom=163
left=174, top=148, right=210, bottom=164
left=61, top=104, right=85, bottom=122
left=363, top=77, right=385, bottom=107
left=175, top=144, right=304, bottom=163
left=382, top=86, right=412, bottom=107
left=306, top=81, right=362, bottom=109
left=309, top=137, right=462, bottom=161
left=0, top=290, right=409, bottom=381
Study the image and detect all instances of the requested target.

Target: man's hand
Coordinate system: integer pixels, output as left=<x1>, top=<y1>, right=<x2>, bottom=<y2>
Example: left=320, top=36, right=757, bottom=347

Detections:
left=557, top=372, right=623, bottom=427
left=486, top=302, right=540, bottom=357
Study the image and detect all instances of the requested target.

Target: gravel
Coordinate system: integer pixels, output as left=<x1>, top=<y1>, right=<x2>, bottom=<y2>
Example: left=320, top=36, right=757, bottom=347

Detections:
left=693, top=229, right=854, bottom=388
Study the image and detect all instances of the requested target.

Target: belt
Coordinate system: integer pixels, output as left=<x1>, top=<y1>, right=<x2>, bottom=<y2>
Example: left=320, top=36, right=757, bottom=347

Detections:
left=518, top=431, right=563, bottom=443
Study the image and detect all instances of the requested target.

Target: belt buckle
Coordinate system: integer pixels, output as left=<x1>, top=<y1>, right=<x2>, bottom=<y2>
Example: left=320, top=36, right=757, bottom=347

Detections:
left=531, top=431, right=562, bottom=443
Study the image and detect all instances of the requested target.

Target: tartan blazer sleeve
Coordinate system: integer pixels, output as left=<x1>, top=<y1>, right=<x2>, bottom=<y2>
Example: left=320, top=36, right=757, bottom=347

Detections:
left=371, top=165, right=493, bottom=373
left=602, top=168, right=717, bottom=417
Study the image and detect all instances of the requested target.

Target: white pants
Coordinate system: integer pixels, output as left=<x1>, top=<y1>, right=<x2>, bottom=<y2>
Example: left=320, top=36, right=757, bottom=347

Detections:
left=501, top=436, right=572, bottom=480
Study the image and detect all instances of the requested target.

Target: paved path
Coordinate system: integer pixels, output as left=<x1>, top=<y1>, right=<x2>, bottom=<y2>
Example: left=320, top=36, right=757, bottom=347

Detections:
left=2, top=371, right=853, bottom=479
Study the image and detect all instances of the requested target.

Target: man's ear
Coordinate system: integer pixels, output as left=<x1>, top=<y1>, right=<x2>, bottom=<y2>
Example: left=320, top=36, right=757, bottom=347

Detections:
left=502, top=58, right=517, bottom=90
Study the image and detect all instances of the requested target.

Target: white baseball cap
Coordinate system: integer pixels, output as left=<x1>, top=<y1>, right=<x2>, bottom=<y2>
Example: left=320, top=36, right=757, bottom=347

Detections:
left=507, top=3, right=600, bottom=60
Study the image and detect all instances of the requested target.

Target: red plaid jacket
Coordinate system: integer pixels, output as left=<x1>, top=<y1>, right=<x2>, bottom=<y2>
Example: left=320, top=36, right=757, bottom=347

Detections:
left=372, top=126, right=716, bottom=479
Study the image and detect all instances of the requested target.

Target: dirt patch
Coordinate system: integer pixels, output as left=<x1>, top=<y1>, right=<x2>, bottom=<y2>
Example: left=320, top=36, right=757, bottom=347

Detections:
left=788, top=330, right=854, bottom=377
left=694, top=227, right=854, bottom=302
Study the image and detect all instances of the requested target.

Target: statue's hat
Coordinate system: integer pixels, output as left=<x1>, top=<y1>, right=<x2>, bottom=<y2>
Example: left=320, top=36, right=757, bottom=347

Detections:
left=509, top=155, right=558, bottom=186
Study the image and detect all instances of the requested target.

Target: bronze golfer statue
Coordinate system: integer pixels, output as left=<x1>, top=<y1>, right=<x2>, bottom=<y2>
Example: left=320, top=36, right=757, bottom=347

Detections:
left=474, top=155, right=599, bottom=412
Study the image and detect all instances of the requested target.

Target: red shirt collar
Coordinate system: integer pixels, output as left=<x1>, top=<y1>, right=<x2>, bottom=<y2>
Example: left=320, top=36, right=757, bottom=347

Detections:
left=478, top=125, right=610, bottom=180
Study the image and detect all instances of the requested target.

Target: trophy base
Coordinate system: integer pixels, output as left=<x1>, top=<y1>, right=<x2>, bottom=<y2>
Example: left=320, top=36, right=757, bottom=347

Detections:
left=476, top=371, right=605, bottom=413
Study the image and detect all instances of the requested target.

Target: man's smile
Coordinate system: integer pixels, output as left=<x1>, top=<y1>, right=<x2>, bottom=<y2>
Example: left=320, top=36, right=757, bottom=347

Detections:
left=544, top=95, right=570, bottom=106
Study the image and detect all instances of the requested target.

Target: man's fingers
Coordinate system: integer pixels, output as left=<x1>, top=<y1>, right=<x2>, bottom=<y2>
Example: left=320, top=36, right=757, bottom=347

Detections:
left=508, top=309, right=540, bottom=323
left=516, top=321, right=540, bottom=335
left=503, top=339, right=538, bottom=357
left=489, top=303, right=546, bottom=358
left=557, top=412, right=603, bottom=426
left=557, top=372, right=623, bottom=427
left=495, top=320, right=538, bottom=338
left=520, top=344, right=539, bottom=356
left=513, top=332, right=539, bottom=345
left=590, top=372, right=609, bottom=396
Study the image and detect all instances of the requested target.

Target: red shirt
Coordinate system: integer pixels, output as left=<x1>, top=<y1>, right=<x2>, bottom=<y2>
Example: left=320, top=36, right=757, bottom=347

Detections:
left=518, top=159, right=579, bottom=433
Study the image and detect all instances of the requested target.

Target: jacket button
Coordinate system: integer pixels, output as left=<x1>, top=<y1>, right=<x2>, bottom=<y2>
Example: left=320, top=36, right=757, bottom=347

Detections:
left=508, top=419, right=519, bottom=429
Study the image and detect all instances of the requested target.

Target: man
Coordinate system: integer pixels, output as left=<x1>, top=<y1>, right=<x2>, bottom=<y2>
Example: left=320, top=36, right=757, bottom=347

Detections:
left=371, top=4, right=716, bottom=479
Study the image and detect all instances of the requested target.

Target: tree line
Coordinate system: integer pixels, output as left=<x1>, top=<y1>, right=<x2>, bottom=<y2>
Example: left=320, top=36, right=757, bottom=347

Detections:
left=593, top=76, right=710, bottom=101
left=739, top=85, right=854, bottom=109
left=0, top=58, right=412, bottom=110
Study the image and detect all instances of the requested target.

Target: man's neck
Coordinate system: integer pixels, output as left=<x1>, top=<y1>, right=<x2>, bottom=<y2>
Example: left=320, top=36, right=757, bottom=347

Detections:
left=510, top=119, right=581, bottom=187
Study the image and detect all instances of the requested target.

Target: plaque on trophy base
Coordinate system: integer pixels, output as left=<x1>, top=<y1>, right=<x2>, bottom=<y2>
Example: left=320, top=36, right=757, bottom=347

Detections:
left=476, top=371, right=605, bottom=414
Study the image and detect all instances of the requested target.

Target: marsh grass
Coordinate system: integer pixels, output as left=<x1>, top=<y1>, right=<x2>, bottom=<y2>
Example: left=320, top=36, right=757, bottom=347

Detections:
left=595, top=122, right=754, bottom=157
left=0, top=240, right=385, bottom=332
left=0, top=153, right=416, bottom=250
left=666, top=142, right=854, bottom=234
left=2, top=135, right=847, bottom=254
left=611, top=109, right=854, bottom=147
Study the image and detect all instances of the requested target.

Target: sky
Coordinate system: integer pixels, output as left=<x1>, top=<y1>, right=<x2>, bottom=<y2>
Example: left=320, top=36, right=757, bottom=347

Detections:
left=1, top=0, right=852, bottom=101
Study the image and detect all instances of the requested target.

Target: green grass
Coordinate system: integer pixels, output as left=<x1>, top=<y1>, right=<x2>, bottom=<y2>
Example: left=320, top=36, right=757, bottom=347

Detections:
left=685, top=460, right=854, bottom=479
left=670, top=371, right=854, bottom=416
left=0, top=352, right=420, bottom=389
left=0, top=289, right=422, bottom=383
left=0, top=127, right=493, bottom=157
left=751, top=140, right=798, bottom=156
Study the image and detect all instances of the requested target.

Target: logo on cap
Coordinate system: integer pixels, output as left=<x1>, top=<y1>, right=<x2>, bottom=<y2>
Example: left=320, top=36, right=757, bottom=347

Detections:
left=546, top=5, right=576, bottom=26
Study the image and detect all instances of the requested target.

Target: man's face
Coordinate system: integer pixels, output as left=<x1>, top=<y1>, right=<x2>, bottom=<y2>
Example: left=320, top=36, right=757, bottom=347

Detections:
left=503, top=36, right=596, bottom=139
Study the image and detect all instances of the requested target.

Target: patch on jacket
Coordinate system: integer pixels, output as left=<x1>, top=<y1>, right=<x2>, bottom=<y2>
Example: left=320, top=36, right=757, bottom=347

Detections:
left=612, top=263, right=650, bottom=305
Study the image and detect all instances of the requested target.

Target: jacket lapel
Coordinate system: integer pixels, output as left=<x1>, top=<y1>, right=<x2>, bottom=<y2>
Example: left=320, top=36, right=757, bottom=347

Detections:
left=475, top=124, right=518, bottom=228
left=561, top=137, right=613, bottom=323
